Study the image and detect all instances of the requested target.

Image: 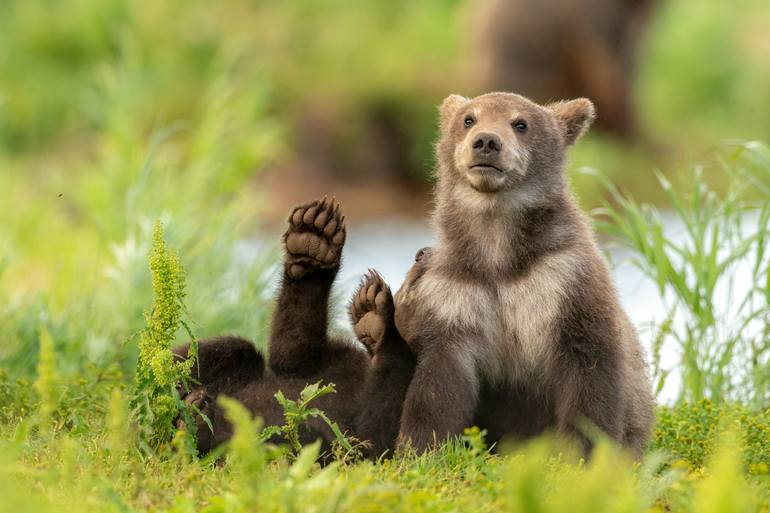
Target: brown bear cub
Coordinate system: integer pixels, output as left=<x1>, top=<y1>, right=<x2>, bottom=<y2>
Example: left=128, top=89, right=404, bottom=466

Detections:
left=173, top=199, right=415, bottom=458
left=389, top=92, right=654, bottom=457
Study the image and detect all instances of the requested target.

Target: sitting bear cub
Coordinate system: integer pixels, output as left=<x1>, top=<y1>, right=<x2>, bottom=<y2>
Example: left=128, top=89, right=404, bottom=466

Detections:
left=385, top=92, right=655, bottom=457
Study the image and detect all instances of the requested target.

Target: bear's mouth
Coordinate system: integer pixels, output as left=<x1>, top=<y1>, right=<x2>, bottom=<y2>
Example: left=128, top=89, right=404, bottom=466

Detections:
left=465, top=163, right=508, bottom=193
left=469, top=164, right=504, bottom=174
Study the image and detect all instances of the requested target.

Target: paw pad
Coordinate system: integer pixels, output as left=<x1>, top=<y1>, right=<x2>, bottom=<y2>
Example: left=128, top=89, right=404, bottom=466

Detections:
left=350, top=270, right=394, bottom=354
left=283, top=197, right=346, bottom=279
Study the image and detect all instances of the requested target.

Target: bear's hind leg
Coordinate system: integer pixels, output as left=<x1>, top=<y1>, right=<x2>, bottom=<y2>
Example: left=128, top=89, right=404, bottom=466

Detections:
left=350, top=271, right=416, bottom=458
left=269, top=198, right=347, bottom=376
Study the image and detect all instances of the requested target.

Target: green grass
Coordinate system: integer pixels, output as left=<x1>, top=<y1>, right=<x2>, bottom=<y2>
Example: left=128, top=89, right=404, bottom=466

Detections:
left=0, top=0, right=280, bottom=377
left=4, top=0, right=770, bottom=202
left=2, top=144, right=769, bottom=512
left=1, top=364, right=768, bottom=513
left=1, top=0, right=770, bottom=511
left=588, top=141, right=770, bottom=406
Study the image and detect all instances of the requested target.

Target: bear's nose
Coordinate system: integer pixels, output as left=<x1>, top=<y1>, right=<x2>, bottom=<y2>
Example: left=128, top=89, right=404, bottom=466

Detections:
left=472, top=132, right=502, bottom=154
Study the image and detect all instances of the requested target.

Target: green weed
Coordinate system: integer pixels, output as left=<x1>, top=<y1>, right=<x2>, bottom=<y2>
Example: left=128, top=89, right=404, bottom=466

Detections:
left=653, top=400, right=770, bottom=472
left=131, top=221, right=197, bottom=454
left=270, top=382, right=356, bottom=458
left=588, top=140, right=770, bottom=405
left=33, top=327, right=59, bottom=435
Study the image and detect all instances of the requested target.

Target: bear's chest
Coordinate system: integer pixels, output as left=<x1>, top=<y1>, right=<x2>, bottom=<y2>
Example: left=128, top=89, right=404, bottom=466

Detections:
left=410, top=251, right=576, bottom=382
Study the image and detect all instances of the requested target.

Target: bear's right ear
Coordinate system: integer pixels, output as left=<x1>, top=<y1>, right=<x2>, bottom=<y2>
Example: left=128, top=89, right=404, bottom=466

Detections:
left=439, top=94, right=468, bottom=127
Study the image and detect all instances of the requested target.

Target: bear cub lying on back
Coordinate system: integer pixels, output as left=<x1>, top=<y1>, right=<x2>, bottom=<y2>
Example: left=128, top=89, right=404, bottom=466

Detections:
left=174, top=199, right=416, bottom=458
left=385, top=92, right=655, bottom=457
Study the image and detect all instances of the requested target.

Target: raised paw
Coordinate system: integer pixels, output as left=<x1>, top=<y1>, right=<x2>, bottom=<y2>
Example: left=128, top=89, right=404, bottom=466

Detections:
left=350, top=270, right=395, bottom=355
left=283, top=197, right=346, bottom=279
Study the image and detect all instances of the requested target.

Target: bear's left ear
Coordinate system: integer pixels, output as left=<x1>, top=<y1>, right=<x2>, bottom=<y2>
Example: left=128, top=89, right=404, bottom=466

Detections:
left=439, top=94, right=468, bottom=127
left=548, top=98, right=596, bottom=145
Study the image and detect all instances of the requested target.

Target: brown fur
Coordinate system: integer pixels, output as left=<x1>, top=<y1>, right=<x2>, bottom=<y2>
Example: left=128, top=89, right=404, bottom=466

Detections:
left=392, top=92, right=655, bottom=456
left=174, top=199, right=415, bottom=459
left=470, top=0, right=658, bottom=138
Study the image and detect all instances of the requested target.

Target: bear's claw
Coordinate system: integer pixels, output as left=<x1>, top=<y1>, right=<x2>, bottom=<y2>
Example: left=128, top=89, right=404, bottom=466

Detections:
left=176, top=388, right=212, bottom=431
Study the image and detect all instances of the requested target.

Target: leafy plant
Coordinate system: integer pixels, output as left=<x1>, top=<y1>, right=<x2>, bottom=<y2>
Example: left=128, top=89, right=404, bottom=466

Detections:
left=267, top=382, right=355, bottom=458
left=33, top=327, right=59, bottom=435
left=691, top=429, right=758, bottom=513
left=588, top=140, right=770, bottom=405
left=130, top=220, right=197, bottom=454
left=0, top=372, right=32, bottom=424
left=653, top=399, right=770, bottom=472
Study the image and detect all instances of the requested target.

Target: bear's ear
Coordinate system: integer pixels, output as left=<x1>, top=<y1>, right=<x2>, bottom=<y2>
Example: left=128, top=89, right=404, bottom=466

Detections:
left=439, top=94, right=469, bottom=127
left=549, top=98, right=596, bottom=145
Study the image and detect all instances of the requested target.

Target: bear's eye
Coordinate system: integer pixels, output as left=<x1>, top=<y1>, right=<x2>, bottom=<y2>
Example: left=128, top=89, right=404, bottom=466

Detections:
left=512, top=120, right=527, bottom=133
left=464, top=116, right=475, bottom=128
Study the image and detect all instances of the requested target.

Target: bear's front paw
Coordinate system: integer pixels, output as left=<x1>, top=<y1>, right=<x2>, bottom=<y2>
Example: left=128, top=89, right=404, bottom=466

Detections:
left=350, top=270, right=395, bottom=355
left=283, top=197, right=346, bottom=279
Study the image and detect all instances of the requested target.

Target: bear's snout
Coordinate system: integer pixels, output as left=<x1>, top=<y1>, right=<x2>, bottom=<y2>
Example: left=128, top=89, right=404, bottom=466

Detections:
left=472, top=132, right=502, bottom=155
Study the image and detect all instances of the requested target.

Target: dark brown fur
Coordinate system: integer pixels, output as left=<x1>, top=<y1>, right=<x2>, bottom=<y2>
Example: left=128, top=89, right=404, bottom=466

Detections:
left=174, top=199, right=415, bottom=459
left=388, top=92, right=654, bottom=457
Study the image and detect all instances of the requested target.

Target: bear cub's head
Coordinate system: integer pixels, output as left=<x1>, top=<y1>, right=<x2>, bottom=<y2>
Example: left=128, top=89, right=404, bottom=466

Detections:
left=437, top=92, right=596, bottom=194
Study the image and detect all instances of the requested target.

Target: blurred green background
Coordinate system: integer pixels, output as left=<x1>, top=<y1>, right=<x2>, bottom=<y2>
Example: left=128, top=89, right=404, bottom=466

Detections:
left=1, top=0, right=770, bottom=376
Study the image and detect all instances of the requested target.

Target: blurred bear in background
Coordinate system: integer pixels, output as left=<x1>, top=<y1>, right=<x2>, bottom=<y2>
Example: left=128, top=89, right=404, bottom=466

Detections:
left=470, top=0, right=658, bottom=139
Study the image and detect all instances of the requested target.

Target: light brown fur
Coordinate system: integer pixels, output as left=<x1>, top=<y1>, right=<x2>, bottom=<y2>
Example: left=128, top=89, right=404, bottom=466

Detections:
left=393, top=92, right=654, bottom=456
